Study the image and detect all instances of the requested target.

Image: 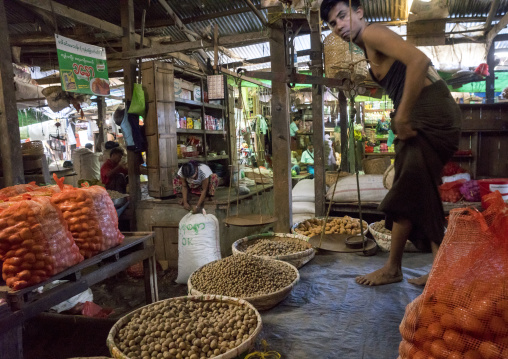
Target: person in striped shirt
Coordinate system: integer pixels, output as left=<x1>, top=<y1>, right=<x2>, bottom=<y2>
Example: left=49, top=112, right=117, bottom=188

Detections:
left=174, top=161, right=219, bottom=214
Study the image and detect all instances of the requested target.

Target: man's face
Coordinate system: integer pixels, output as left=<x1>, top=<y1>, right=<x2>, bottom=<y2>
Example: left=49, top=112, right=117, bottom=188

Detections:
left=112, top=153, right=123, bottom=164
left=308, top=145, right=314, bottom=152
left=327, top=2, right=364, bottom=42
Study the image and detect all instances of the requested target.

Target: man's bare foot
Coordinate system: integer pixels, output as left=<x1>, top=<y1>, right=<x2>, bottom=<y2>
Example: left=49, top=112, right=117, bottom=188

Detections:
left=355, top=266, right=403, bottom=286
left=408, top=274, right=428, bottom=286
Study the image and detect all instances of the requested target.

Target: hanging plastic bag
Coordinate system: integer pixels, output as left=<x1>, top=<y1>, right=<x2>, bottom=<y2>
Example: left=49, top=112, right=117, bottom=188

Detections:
left=127, top=83, right=146, bottom=117
left=120, top=107, right=135, bottom=149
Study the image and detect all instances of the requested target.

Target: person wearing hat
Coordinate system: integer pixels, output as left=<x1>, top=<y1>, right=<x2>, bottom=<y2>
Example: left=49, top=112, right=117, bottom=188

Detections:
left=100, top=147, right=128, bottom=193
left=174, top=161, right=219, bottom=214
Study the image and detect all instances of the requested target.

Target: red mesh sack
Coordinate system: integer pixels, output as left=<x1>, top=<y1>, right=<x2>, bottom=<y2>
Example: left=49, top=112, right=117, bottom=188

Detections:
left=0, top=197, right=83, bottom=290
left=439, top=179, right=466, bottom=203
left=51, top=186, right=124, bottom=258
left=0, top=182, right=40, bottom=200
left=398, top=192, right=508, bottom=359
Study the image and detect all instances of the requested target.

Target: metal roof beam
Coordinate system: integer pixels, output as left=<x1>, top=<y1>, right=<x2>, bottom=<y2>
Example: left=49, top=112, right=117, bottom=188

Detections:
left=156, top=0, right=208, bottom=69
left=16, top=0, right=150, bottom=47
left=242, top=0, right=268, bottom=27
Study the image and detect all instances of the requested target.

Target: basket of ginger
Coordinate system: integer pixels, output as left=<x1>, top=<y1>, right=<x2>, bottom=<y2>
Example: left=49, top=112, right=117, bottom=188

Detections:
left=291, top=216, right=368, bottom=238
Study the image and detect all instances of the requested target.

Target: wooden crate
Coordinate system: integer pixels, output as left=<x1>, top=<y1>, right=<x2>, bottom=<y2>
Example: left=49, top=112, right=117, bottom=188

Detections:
left=151, top=225, right=179, bottom=269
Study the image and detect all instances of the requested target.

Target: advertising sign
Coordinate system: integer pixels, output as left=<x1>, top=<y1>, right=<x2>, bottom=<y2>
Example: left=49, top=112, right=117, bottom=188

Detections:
left=55, top=34, right=109, bottom=96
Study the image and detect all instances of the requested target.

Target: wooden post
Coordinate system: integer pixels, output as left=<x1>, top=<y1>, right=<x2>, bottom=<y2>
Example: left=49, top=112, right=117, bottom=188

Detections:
left=310, top=10, right=325, bottom=217
left=0, top=1, right=24, bottom=186
left=269, top=7, right=291, bottom=232
left=339, top=90, right=349, bottom=172
left=486, top=45, right=496, bottom=104
left=96, top=97, right=107, bottom=152
left=121, top=0, right=141, bottom=229
left=214, top=23, right=219, bottom=74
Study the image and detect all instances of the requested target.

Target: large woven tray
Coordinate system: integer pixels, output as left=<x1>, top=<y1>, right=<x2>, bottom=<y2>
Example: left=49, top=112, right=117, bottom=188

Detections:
left=107, top=295, right=263, bottom=359
left=232, top=232, right=315, bottom=269
left=188, top=258, right=300, bottom=311
left=368, top=221, right=420, bottom=252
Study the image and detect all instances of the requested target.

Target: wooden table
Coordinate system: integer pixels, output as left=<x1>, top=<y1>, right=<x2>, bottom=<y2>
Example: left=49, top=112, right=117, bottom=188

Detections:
left=0, top=232, right=158, bottom=359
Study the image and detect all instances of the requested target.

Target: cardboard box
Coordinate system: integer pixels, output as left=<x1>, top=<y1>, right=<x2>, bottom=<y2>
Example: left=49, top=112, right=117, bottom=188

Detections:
left=174, top=78, right=194, bottom=100
left=193, top=86, right=202, bottom=102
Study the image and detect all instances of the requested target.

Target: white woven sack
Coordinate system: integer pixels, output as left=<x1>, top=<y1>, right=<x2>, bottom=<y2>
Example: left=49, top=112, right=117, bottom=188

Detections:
left=176, top=211, right=221, bottom=284
left=292, top=213, right=314, bottom=225
left=292, top=179, right=315, bottom=202
left=292, top=201, right=315, bottom=215
left=326, top=175, right=389, bottom=203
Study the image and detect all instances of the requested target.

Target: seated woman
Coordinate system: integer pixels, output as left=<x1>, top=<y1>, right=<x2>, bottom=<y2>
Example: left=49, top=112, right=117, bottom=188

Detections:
left=173, top=162, right=219, bottom=213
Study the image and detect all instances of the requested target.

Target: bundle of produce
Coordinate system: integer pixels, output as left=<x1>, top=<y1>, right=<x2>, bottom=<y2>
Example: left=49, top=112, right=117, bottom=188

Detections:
left=398, top=192, right=508, bottom=359
left=460, top=180, right=481, bottom=202
left=438, top=179, right=466, bottom=203
left=109, top=295, right=262, bottom=359
left=0, top=197, right=83, bottom=290
left=441, top=161, right=467, bottom=177
left=0, top=182, right=40, bottom=200
left=51, top=185, right=124, bottom=258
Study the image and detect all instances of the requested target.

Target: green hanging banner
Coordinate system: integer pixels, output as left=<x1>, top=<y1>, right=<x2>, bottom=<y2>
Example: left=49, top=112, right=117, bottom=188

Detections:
left=55, top=34, right=110, bottom=96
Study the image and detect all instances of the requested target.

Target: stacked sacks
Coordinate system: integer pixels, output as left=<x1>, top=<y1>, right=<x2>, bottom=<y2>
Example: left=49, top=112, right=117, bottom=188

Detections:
left=51, top=185, right=124, bottom=258
left=292, top=179, right=315, bottom=224
left=0, top=197, right=83, bottom=290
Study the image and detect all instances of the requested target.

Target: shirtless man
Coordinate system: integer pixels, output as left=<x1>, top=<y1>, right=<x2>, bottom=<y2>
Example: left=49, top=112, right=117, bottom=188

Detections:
left=321, top=0, right=461, bottom=286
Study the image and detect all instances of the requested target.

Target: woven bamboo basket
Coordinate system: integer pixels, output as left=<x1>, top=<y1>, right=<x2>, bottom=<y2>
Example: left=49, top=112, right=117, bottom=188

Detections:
left=362, top=157, right=391, bottom=175
left=107, top=295, right=263, bottom=359
left=323, top=32, right=368, bottom=81
left=232, top=232, right=315, bottom=269
left=368, top=221, right=420, bottom=252
left=21, top=140, right=44, bottom=160
left=325, top=171, right=351, bottom=187
left=188, top=259, right=300, bottom=311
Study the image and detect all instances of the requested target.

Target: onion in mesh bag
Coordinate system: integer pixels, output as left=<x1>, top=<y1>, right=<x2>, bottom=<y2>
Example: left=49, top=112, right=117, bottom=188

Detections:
left=460, top=180, right=481, bottom=202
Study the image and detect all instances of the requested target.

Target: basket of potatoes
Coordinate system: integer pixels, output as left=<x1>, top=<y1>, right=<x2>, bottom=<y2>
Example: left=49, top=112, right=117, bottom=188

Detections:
left=188, top=255, right=299, bottom=311
left=291, top=216, right=368, bottom=238
left=369, top=220, right=419, bottom=252
left=231, top=232, right=315, bottom=269
left=107, top=295, right=263, bottom=359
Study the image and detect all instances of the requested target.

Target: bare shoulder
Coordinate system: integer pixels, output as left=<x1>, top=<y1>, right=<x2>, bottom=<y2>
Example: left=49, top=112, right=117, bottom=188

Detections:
left=363, top=23, right=403, bottom=44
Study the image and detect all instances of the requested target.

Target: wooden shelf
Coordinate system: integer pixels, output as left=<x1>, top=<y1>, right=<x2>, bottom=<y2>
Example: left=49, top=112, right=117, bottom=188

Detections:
left=178, top=155, right=229, bottom=163
left=204, top=103, right=225, bottom=110
left=452, top=155, right=474, bottom=160
left=206, top=130, right=227, bottom=134
left=364, top=108, right=393, bottom=112
left=365, top=152, right=395, bottom=156
left=175, top=98, right=203, bottom=107
left=177, top=129, right=204, bottom=134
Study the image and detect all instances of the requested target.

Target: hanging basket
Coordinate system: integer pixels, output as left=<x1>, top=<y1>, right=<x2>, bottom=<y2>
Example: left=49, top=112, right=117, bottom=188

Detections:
left=21, top=140, right=44, bottom=160
left=323, top=32, right=368, bottom=81
left=383, top=163, right=395, bottom=190
left=362, top=157, right=391, bottom=175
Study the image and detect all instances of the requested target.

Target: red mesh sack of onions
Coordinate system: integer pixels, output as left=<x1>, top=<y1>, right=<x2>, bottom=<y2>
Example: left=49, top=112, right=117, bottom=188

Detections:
left=460, top=180, right=481, bottom=202
left=0, top=182, right=40, bottom=201
left=51, top=185, right=124, bottom=258
left=0, top=197, right=83, bottom=290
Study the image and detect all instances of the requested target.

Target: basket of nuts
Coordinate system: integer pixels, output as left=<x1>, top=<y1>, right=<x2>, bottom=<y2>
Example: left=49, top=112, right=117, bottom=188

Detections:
left=291, top=216, right=368, bottom=238
left=188, top=256, right=300, bottom=311
left=232, top=232, right=315, bottom=269
left=369, top=220, right=420, bottom=252
left=107, top=295, right=263, bottom=359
